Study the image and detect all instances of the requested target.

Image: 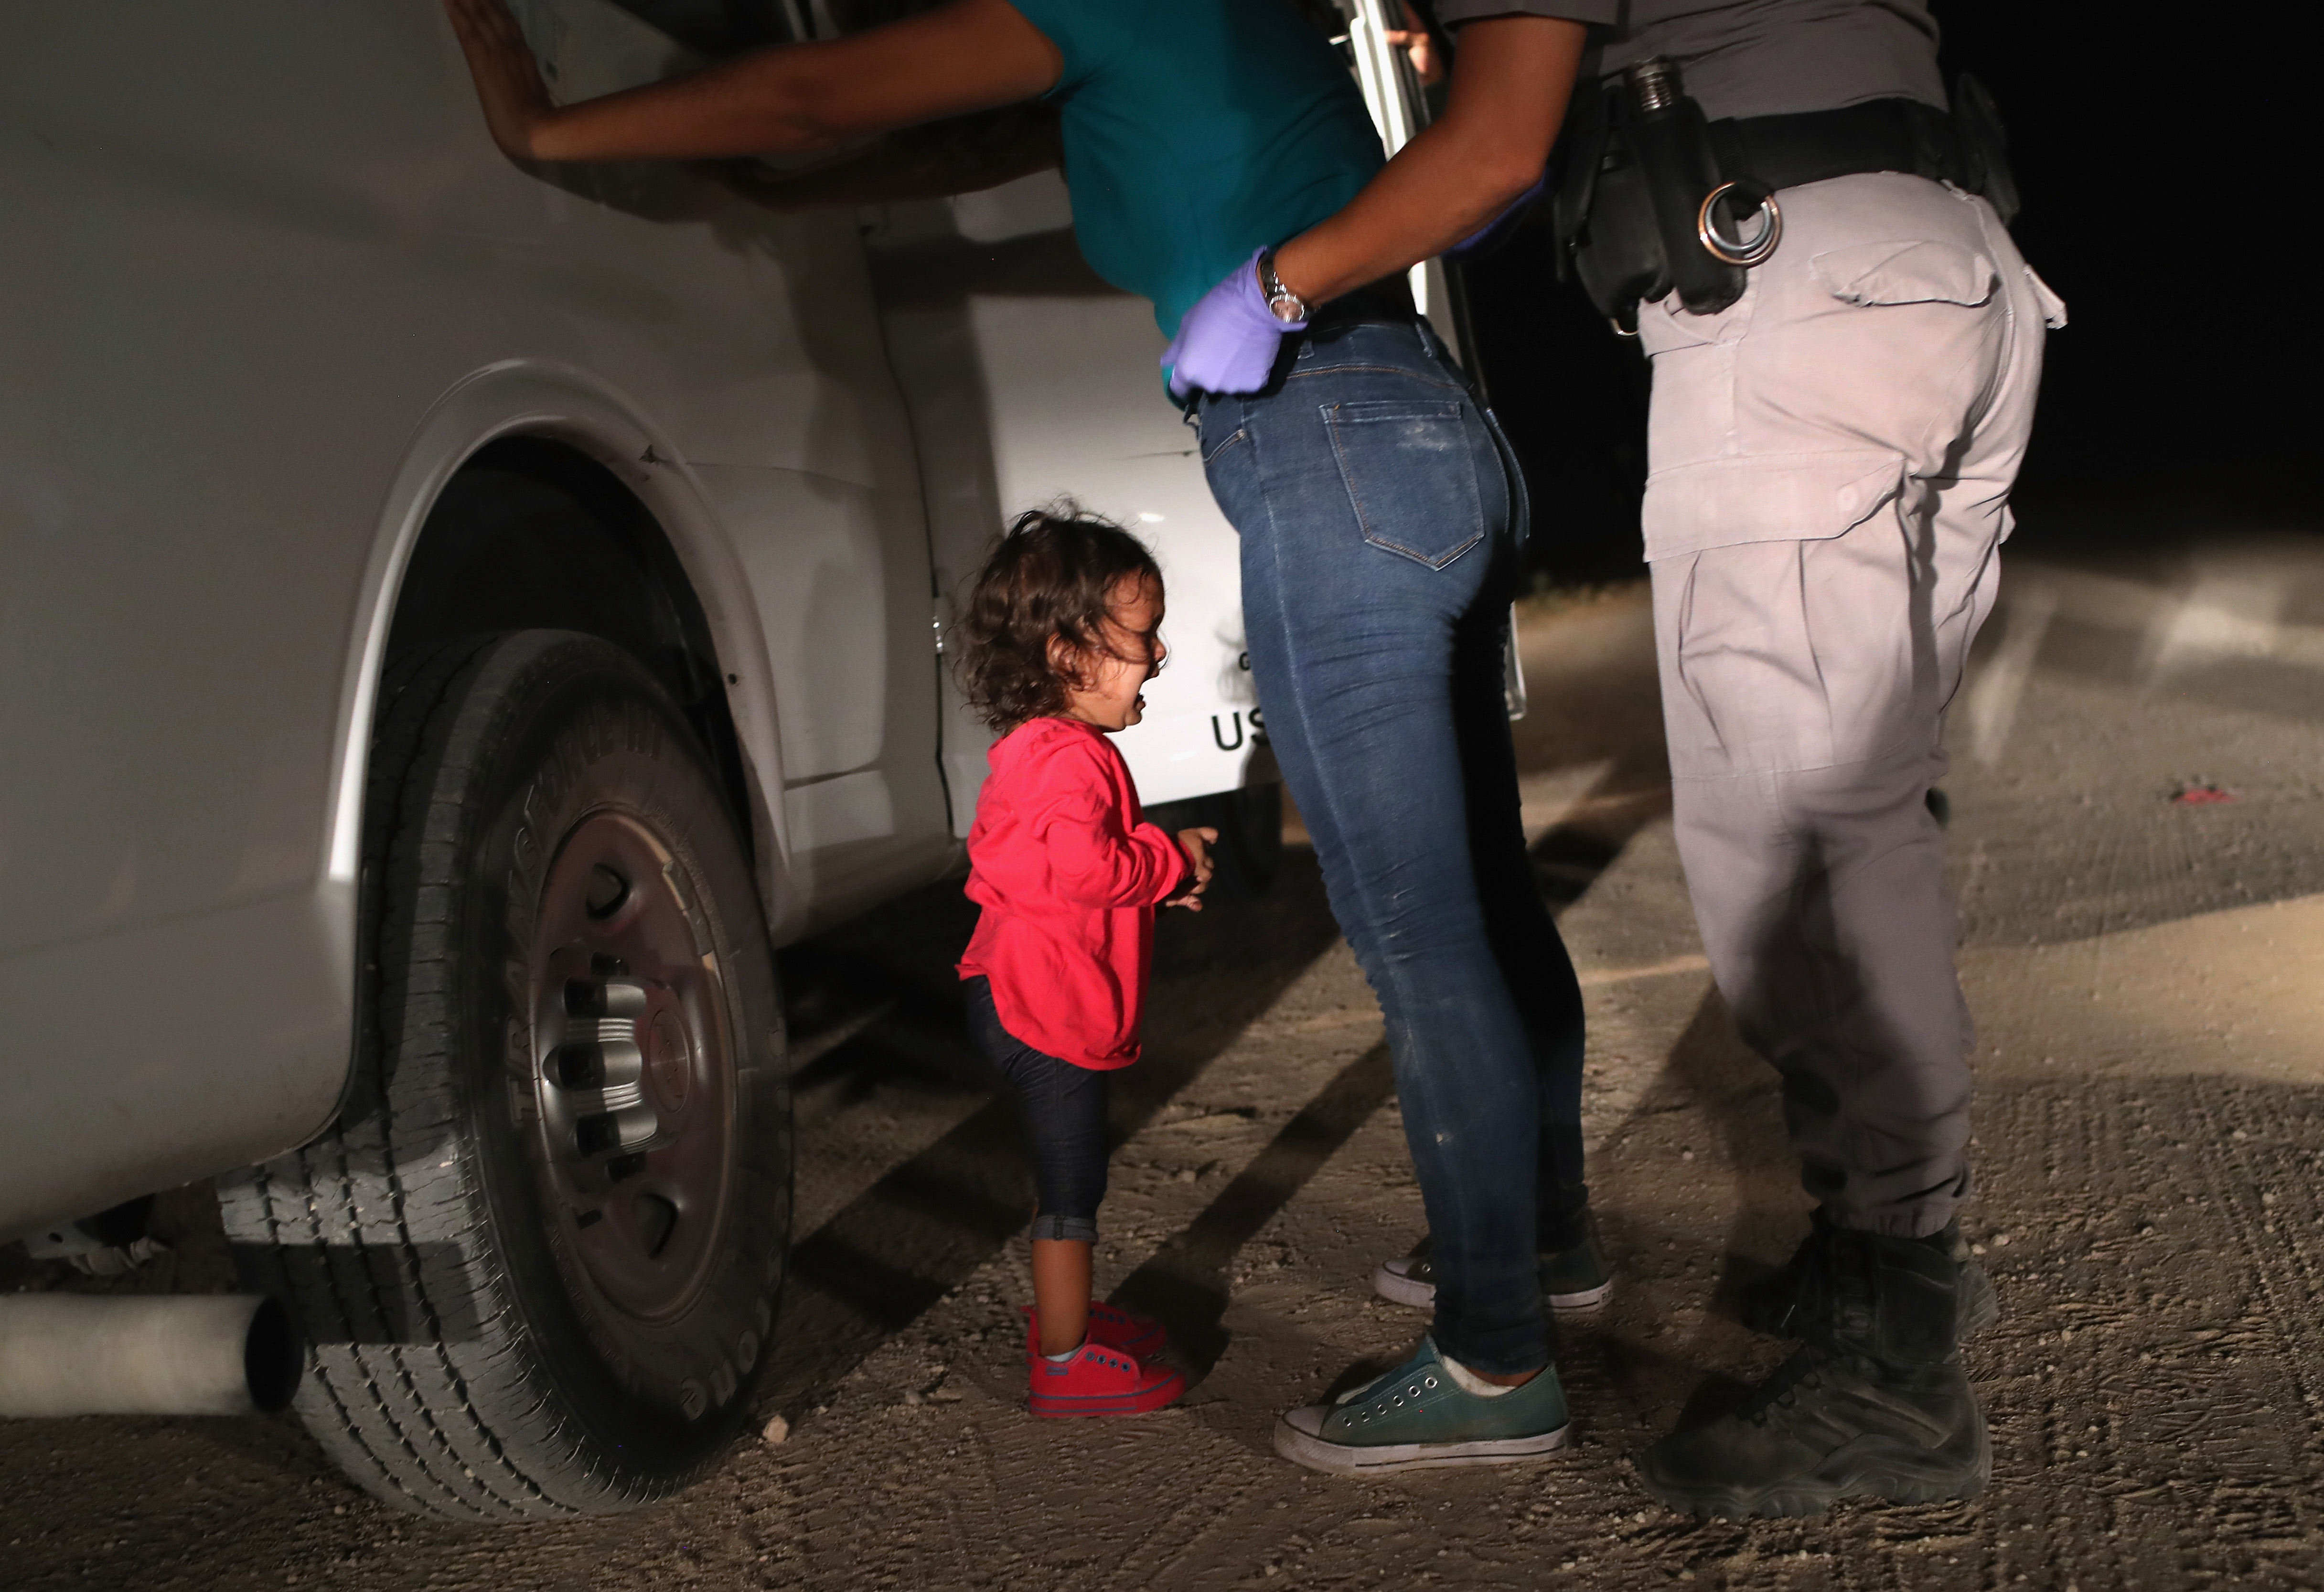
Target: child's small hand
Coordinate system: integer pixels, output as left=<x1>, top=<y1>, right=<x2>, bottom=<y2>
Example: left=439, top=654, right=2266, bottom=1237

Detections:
left=1164, top=826, right=1218, bottom=911
left=443, top=0, right=558, bottom=161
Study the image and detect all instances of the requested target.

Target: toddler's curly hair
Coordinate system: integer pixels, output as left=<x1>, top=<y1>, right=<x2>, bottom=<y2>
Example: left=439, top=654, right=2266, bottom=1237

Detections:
left=958, top=505, right=1163, bottom=732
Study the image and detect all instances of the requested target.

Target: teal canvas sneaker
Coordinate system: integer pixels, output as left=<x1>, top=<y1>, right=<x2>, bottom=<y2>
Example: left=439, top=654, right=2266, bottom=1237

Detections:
left=1273, top=1339, right=1571, bottom=1475
left=1539, top=1216, right=1614, bottom=1310
left=1373, top=1211, right=1612, bottom=1312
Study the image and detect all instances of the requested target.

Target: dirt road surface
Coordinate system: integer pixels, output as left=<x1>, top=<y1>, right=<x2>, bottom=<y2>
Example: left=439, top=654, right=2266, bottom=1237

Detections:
left=8, top=529, right=2324, bottom=1590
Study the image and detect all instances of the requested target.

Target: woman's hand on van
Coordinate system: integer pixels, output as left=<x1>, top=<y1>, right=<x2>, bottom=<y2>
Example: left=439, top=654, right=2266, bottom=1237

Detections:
left=443, top=0, right=559, bottom=161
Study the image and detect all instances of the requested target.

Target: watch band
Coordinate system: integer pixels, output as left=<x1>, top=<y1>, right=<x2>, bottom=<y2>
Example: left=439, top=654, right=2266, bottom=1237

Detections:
left=1258, top=250, right=1312, bottom=324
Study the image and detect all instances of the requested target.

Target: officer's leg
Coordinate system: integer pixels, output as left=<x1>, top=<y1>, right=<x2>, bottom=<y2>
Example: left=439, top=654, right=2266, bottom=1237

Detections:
left=1632, top=171, right=2052, bottom=1515
left=1654, top=524, right=1981, bottom=1237
left=1637, top=492, right=2005, bottom=1518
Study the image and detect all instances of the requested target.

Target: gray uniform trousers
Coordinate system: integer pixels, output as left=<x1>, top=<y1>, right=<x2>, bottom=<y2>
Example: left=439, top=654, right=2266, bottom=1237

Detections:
left=1636, top=171, right=2064, bottom=1239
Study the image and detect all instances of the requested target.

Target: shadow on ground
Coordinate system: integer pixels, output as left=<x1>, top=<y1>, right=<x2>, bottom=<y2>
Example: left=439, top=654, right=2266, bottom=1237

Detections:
left=760, top=594, right=1675, bottom=1411
left=762, top=845, right=1351, bottom=1412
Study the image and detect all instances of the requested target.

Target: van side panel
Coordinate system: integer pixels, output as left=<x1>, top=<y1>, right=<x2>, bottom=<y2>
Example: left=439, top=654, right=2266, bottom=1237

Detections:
left=0, top=1, right=943, bottom=1235
left=866, top=177, right=1271, bottom=834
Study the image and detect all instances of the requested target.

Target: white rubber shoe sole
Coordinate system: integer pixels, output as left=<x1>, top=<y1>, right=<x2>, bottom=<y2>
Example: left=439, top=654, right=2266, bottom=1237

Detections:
left=1371, top=1261, right=1434, bottom=1309
left=1274, top=1406, right=1571, bottom=1475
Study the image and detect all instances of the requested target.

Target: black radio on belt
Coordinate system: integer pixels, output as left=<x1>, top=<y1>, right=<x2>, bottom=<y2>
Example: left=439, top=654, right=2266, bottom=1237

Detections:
left=1550, top=60, right=2021, bottom=331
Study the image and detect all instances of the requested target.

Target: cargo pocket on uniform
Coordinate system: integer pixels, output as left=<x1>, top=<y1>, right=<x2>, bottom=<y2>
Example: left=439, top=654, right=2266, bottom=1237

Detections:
left=2024, top=264, right=2068, bottom=329
left=1641, top=449, right=1906, bottom=562
left=1322, top=400, right=1484, bottom=569
left=1808, top=240, right=1997, bottom=309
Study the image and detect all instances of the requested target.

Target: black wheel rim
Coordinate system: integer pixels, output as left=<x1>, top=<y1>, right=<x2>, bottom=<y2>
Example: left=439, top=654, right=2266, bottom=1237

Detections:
left=525, top=810, right=736, bottom=1334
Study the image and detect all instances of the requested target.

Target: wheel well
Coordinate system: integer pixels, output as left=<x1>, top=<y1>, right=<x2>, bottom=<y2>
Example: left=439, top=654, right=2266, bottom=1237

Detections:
left=384, top=437, right=751, bottom=847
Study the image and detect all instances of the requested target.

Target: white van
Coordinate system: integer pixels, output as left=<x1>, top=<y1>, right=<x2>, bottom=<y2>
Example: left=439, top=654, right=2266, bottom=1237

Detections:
left=0, top=0, right=1448, bottom=1518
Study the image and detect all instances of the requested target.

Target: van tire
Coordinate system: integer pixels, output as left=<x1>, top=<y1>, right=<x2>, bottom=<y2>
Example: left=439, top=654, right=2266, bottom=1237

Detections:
left=218, top=630, right=789, bottom=1520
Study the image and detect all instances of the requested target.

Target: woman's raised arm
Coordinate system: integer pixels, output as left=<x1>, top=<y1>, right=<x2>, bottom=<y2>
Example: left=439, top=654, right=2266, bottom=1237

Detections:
left=1163, top=14, right=1583, bottom=397
left=442, top=0, right=1063, bottom=163
left=1269, top=15, right=1584, bottom=308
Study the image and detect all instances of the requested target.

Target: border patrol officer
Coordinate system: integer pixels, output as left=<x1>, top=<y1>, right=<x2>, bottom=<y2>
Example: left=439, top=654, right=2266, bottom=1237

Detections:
left=1170, top=0, right=2063, bottom=1513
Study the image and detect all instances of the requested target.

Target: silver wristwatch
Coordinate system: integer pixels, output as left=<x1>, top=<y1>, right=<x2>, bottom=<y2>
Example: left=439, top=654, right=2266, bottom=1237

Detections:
left=1257, top=250, right=1312, bottom=323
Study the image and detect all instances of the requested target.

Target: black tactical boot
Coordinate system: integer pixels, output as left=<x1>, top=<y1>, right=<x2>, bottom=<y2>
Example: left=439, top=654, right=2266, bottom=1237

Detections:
left=1737, top=1211, right=1998, bottom=1340
left=1640, top=1224, right=1990, bottom=1517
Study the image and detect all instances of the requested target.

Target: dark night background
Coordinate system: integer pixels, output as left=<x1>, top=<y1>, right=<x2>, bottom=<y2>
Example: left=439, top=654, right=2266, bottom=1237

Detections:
left=629, top=0, right=2316, bottom=582
left=1458, top=2, right=2323, bottom=584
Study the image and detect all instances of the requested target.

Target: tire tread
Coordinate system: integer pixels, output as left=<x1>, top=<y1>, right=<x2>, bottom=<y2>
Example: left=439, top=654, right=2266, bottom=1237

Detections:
left=221, top=633, right=749, bottom=1520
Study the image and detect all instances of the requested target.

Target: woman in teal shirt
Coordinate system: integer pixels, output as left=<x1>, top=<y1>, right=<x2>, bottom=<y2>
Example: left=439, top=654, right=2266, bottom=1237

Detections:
left=447, top=0, right=1589, bottom=1476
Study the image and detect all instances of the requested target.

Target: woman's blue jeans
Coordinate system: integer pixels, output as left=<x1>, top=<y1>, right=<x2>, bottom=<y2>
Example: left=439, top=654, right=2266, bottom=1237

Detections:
left=1196, top=318, right=1586, bottom=1375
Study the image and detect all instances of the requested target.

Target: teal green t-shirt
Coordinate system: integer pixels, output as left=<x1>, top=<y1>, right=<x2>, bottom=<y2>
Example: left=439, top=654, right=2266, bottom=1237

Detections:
left=1003, top=0, right=1386, bottom=339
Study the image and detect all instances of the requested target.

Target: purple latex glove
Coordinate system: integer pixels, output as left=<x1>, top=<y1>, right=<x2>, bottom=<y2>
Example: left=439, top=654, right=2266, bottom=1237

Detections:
left=1163, top=248, right=1307, bottom=401
left=1445, top=171, right=1548, bottom=260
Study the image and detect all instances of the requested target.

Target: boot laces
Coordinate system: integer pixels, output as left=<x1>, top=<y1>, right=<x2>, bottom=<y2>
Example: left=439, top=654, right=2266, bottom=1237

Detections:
left=1742, top=1344, right=1851, bottom=1426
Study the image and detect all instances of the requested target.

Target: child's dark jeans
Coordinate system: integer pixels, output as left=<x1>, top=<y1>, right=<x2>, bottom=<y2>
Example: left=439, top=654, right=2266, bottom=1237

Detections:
left=963, top=976, right=1110, bottom=1243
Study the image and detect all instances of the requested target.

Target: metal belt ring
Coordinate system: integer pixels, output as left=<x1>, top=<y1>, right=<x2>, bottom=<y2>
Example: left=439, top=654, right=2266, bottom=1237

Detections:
left=1697, top=182, right=1782, bottom=267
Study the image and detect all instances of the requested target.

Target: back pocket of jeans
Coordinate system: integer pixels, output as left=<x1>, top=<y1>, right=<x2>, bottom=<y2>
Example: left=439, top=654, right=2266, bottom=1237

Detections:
left=1322, top=400, right=1485, bottom=569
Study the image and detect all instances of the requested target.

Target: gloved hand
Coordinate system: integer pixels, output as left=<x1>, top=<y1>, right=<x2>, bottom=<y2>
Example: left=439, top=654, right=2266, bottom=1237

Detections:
left=1445, top=171, right=1548, bottom=261
left=1163, top=248, right=1306, bottom=401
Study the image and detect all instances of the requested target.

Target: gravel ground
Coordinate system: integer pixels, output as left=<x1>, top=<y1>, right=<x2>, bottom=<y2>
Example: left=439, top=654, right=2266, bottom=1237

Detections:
left=8, top=530, right=2324, bottom=1590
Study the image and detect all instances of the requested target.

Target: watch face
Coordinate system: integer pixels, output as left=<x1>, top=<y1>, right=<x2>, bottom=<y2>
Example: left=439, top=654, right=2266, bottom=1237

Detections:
left=1259, top=254, right=1305, bottom=322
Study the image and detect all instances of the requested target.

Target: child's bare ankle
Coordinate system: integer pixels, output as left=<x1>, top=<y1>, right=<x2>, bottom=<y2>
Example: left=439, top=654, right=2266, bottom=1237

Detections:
left=1030, top=1237, right=1094, bottom=1354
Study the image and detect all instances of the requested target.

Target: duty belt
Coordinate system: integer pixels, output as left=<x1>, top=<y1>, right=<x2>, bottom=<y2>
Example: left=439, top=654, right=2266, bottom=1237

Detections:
left=1309, top=274, right=1418, bottom=328
left=1710, top=97, right=1976, bottom=199
left=1550, top=67, right=2020, bottom=327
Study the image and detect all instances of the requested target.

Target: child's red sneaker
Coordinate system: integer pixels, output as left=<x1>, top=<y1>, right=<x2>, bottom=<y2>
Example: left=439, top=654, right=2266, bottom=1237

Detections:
left=1021, top=1301, right=1167, bottom=1361
left=1027, top=1341, right=1186, bottom=1418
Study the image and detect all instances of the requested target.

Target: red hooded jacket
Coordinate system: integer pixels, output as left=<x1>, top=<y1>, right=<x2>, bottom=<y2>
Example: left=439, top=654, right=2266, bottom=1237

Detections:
left=958, top=717, right=1189, bottom=1069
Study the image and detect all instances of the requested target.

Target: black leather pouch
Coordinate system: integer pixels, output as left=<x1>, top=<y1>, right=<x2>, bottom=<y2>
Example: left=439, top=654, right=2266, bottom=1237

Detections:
left=1624, top=87, right=1745, bottom=315
left=1553, top=70, right=1746, bottom=326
